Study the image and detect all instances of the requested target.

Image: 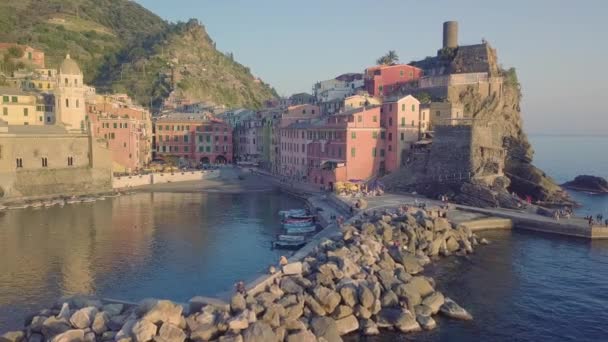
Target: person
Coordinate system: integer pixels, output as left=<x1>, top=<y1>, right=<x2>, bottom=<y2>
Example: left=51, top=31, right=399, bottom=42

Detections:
left=279, top=255, right=288, bottom=266
left=588, top=216, right=594, bottom=226
left=235, top=281, right=246, bottom=294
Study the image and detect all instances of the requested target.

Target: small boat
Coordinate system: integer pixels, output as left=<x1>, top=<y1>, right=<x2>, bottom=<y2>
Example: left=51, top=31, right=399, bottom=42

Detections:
left=66, top=198, right=80, bottom=204
left=273, top=240, right=307, bottom=249
left=286, top=214, right=314, bottom=220
left=279, top=209, right=307, bottom=217
left=277, top=234, right=306, bottom=242
left=283, top=220, right=314, bottom=228
left=30, top=201, right=44, bottom=208
left=285, top=225, right=317, bottom=234
left=7, top=204, right=29, bottom=210
left=80, top=197, right=96, bottom=203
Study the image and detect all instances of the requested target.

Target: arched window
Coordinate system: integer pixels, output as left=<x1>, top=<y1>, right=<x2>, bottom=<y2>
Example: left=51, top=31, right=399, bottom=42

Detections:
left=65, top=99, right=69, bottom=108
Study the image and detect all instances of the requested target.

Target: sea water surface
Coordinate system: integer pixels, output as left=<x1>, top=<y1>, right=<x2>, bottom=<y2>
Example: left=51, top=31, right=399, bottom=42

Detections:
left=0, top=191, right=303, bottom=331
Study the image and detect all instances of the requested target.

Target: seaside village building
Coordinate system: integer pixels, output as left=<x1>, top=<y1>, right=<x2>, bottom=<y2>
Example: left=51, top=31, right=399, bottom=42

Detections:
left=153, top=113, right=233, bottom=166
left=0, top=54, right=112, bottom=200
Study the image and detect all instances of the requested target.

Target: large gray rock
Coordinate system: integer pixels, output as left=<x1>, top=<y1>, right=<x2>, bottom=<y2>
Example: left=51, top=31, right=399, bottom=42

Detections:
left=50, top=329, right=84, bottom=342
left=380, top=290, right=400, bottom=308
left=312, top=286, right=341, bottom=314
left=284, top=303, right=304, bottom=321
left=138, top=300, right=183, bottom=326
left=376, top=309, right=420, bottom=333
left=41, top=317, right=71, bottom=338
left=334, top=315, right=359, bottom=336
left=91, top=312, right=109, bottom=334
left=282, top=262, right=303, bottom=276
left=304, top=294, right=326, bottom=316
left=69, top=306, right=98, bottom=329
left=102, top=303, right=124, bottom=317
left=417, top=315, right=437, bottom=330
left=242, top=321, right=277, bottom=342
left=0, top=331, right=24, bottom=342
left=132, top=319, right=158, bottom=342
left=359, top=319, right=379, bottom=336
left=190, top=324, right=219, bottom=341
left=228, top=310, right=251, bottom=331
left=57, top=304, right=71, bottom=321
left=29, top=316, right=47, bottom=333
left=389, top=250, right=423, bottom=274
left=405, top=277, right=435, bottom=298
left=357, top=286, right=374, bottom=310
left=422, top=292, right=445, bottom=314
left=231, top=294, right=247, bottom=313
left=83, top=332, right=95, bottom=342
left=338, top=286, right=358, bottom=307
left=261, top=305, right=283, bottom=328
left=281, top=277, right=304, bottom=295
left=115, top=318, right=136, bottom=341
left=331, top=305, right=353, bottom=320
left=310, top=317, right=342, bottom=342
left=157, top=322, right=186, bottom=342
left=286, top=330, right=316, bottom=342
left=440, top=298, right=473, bottom=320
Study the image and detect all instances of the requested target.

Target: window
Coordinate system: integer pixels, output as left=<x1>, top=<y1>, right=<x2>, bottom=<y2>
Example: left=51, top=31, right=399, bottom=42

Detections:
left=16, top=158, right=23, bottom=168
left=123, top=142, right=127, bottom=148
left=158, top=125, right=163, bottom=131
left=373, top=131, right=378, bottom=139
left=64, top=78, right=68, bottom=86
left=400, top=70, right=404, bottom=77
left=372, top=148, right=376, bottom=157
left=380, top=132, right=386, bottom=139
left=373, top=115, right=377, bottom=122
left=380, top=149, right=385, bottom=157
left=186, top=125, right=190, bottom=131
left=65, top=99, right=69, bottom=108
left=41, top=157, right=48, bottom=167
left=206, top=146, right=211, bottom=152
left=76, top=100, right=79, bottom=108
left=436, top=111, right=440, bottom=117
left=113, top=123, right=117, bottom=129
left=165, top=125, right=170, bottom=130
left=312, top=110, right=315, bottom=114
left=159, top=136, right=163, bottom=142
left=338, top=147, right=342, bottom=157
left=389, top=118, right=392, bottom=126
left=184, top=135, right=189, bottom=142
left=11, top=96, right=17, bottom=103
left=378, top=85, right=383, bottom=92
left=198, top=146, right=204, bottom=152
left=215, top=136, right=219, bottom=142
left=388, top=133, right=392, bottom=141
left=412, top=104, right=416, bottom=112
left=110, top=133, right=115, bottom=139
left=401, top=104, right=405, bottom=112
left=2, top=96, right=8, bottom=103
left=302, top=144, right=305, bottom=152
left=400, top=133, right=404, bottom=141
left=351, top=132, right=356, bottom=139
left=351, top=147, right=356, bottom=157
left=412, top=120, right=415, bottom=127
left=3, top=108, right=7, bottom=116
left=75, top=79, right=78, bottom=86
left=67, top=157, right=74, bottom=166
left=184, top=146, right=189, bottom=152
left=401, top=117, right=405, bottom=127
left=301, top=131, right=305, bottom=139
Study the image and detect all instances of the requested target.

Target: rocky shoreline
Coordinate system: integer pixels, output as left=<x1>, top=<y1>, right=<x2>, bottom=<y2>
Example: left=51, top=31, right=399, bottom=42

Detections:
left=1, top=203, right=488, bottom=342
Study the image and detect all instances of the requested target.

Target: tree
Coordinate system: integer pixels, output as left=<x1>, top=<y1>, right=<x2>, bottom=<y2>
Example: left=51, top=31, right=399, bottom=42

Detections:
left=376, top=50, right=399, bottom=65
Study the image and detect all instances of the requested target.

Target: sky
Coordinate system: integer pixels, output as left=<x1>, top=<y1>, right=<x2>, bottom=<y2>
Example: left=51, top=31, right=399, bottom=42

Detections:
left=136, top=0, right=608, bottom=135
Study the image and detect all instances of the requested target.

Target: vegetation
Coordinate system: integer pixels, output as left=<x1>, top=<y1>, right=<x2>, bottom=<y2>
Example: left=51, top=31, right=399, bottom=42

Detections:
left=0, top=0, right=276, bottom=110
left=415, top=91, right=432, bottom=104
left=438, top=47, right=457, bottom=60
left=376, top=50, right=399, bottom=65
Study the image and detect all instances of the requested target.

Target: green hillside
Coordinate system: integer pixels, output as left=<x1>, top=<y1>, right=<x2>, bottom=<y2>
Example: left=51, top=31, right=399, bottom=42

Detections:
left=0, top=0, right=276, bottom=109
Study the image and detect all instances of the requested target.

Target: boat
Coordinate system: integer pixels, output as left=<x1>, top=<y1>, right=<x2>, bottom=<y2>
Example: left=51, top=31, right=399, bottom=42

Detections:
left=272, top=240, right=307, bottom=249
left=279, top=209, right=307, bottom=218
left=7, top=204, right=29, bottom=210
left=29, top=201, right=44, bottom=208
left=286, top=214, right=315, bottom=220
left=277, top=234, right=306, bottom=242
left=285, top=225, right=317, bottom=234
left=283, top=220, right=314, bottom=228
left=80, top=197, right=97, bottom=203
left=66, top=198, right=80, bottom=204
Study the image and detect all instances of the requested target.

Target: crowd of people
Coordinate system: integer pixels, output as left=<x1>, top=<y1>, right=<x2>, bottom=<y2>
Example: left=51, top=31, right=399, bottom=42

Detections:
left=584, top=214, right=608, bottom=227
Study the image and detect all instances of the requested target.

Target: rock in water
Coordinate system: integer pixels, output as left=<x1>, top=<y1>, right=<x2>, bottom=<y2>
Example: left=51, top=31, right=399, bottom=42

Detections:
left=440, top=297, right=473, bottom=320
left=242, top=321, right=277, bottom=342
left=0, top=331, right=24, bottom=342
left=562, top=175, right=608, bottom=193
left=282, top=262, right=303, bottom=276
left=422, top=292, right=445, bottom=314
left=91, top=312, right=109, bottom=334
left=41, top=317, right=71, bottom=338
left=310, top=317, right=342, bottom=342
left=69, top=307, right=98, bottom=329
left=50, top=329, right=84, bottom=342
left=132, top=319, right=158, bottom=342
left=158, top=322, right=187, bottom=342
left=102, top=303, right=124, bottom=317
left=417, top=315, right=437, bottom=330
left=231, top=294, right=247, bottom=313
left=138, top=300, right=183, bottom=325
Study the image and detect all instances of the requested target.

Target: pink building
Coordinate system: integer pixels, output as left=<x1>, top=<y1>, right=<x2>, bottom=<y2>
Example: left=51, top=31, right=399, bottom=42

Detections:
left=364, top=64, right=423, bottom=97
left=278, top=104, right=321, bottom=178
left=154, top=113, right=232, bottom=165
left=381, top=95, right=423, bottom=172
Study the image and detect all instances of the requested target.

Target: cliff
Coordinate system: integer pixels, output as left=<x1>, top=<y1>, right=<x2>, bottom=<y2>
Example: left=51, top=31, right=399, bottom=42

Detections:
left=0, top=0, right=276, bottom=109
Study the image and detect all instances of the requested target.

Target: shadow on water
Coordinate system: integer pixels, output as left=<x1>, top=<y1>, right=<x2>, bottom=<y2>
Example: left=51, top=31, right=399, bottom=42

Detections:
left=0, top=191, right=304, bottom=331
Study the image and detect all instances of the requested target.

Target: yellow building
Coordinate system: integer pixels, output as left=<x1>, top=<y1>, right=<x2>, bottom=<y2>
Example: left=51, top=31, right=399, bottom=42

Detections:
left=344, top=93, right=382, bottom=110
left=428, top=102, right=466, bottom=129
left=0, top=88, right=46, bottom=125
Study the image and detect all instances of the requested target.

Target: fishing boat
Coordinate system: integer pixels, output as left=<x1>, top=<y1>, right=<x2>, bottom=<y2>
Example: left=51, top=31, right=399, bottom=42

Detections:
left=277, top=234, right=306, bottom=242
left=279, top=209, right=307, bottom=218
left=285, top=225, right=316, bottom=234
left=272, top=239, right=307, bottom=249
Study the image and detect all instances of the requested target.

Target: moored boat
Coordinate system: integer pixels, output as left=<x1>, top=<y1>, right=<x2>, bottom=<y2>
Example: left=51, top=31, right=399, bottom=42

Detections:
left=277, top=234, right=306, bottom=242
left=283, top=220, right=314, bottom=228
left=279, top=209, right=307, bottom=218
left=272, top=240, right=307, bottom=249
left=285, top=225, right=316, bottom=234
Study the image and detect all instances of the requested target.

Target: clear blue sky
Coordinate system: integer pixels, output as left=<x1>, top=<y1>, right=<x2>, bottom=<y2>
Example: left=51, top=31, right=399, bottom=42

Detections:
left=137, top=0, right=607, bottom=135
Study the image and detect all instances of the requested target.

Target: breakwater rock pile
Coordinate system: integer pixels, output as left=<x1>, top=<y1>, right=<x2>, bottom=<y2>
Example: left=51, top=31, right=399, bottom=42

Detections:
left=3, top=209, right=484, bottom=342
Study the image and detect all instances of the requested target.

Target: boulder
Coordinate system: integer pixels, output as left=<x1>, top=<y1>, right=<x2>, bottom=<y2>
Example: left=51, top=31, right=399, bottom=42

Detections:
left=310, top=317, right=342, bottom=342
left=132, top=319, right=158, bottom=342
left=261, top=305, right=283, bottom=328
left=281, top=277, right=304, bottom=295
left=422, top=292, right=445, bottom=315
left=28, top=333, right=43, bottom=342
left=83, top=332, right=95, bottom=342
left=190, top=324, right=219, bottom=341
left=100, top=331, right=116, bottom=341
left=91, top=312, right=109, bottom=334
left=331, top=305, right=353, bottom=320
left=102, top=303, right=124, bottom=317
left=357, top=286, right=374, bottom=310
left=380, top=290, right=400, bottom=308
left=282, top=262, right=303, bottom=276
left=278, top=295, right=299, bottom=308
left=157, top=322, right=186, bottom=342
left=339, top=286, right=358, bottom=307
left=334, top=315, right=359, bottom=336
left=228, top=310, right=251, bottom=331
left=230, top=293, right=247, bottom=313
left=392, top=283, right=421, bottom=308
left=242, top=322, right=277, bottom=342
left=69, top=306, right=97, bottom=329
left=29, top=316, right=47, bottom=333
left=394, top=268, right=412, bottom=283
left=376, top=308, right=420, bottom=332
left=138, top=300, right=183, bottom=326
left=283, top=303, right=304, bottom=321
left=414, top=304, right=433, bottom=317
left=219, top=334, right=243, bottom=342
left=268, top=284, right=285, bottom=298
left=312, top=286, right=341, bottom=314
left=286, top=329, right=316, bottom=342
left=359, top=319, right=379, bottom=336
left=440, top=298, right=473, bottom=320
left=115, top=318, right=136, bottom=341
left=417, top=315, right=437, bottom=330
left=50, top=329, right=84, bottom=342
left=0, top=331, right=24, bottom=342
left=41, top=317, right=71, bottom=338
left=353, top=305, right=371, bottom=319
left=389, top=250, right=423, bottom=275
left=446, top=236, right=460, bottom=253
left=304, top=294, right=326, bottom=316
left=405, top=277, right=435, bottom=298
left=57, top=304, right=71, bottom=321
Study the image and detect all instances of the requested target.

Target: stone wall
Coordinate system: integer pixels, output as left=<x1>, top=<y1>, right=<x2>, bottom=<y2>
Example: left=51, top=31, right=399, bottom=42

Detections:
left=426, top=125, right=473, bottom=180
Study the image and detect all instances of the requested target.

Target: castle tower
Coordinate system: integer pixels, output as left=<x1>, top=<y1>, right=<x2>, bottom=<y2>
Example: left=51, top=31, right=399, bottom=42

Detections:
left=55, top=54, right=86, bottom=132
left=443, top=21, right=459, bottom=49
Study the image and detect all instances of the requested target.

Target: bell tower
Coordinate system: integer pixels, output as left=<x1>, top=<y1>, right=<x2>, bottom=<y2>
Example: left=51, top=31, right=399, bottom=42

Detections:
left=55, top=54, right=86, bottom=132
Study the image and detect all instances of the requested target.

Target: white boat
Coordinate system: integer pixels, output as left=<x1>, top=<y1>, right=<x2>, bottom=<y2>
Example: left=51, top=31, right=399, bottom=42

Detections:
left=66, top=198, right=80, bottom=204
left=30, top=201, right=44, bottom=208
left=7, top=204, right=29, bottom=210
left=279, top=209, right=307, bottom=218
left=80, top=197, right=96, bottom=203
left=277, top=234, right=306, bottom=242
left=283, top=220, right=314, bottom=228
left=285, top=225, right=316, bottom=234
left=273, top=240, right=306, bottom=249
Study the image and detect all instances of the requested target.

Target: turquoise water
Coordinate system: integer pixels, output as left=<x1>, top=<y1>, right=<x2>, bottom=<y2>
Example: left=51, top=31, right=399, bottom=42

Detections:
left=0, top=191, right=303, bottom=332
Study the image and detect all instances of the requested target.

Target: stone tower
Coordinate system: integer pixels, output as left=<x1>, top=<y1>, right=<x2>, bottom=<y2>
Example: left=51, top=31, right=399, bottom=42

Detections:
left=55, top=54, right=86, bottom=132
left=443, top=21, right=459, bottom=49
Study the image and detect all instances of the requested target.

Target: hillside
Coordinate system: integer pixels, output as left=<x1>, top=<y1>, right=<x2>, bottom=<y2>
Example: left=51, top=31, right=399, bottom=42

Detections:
left=0, top=0, right=276, bottom=109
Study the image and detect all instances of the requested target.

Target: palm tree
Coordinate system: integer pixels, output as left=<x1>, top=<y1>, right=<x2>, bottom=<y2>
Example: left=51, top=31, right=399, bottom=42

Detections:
left=376, top=50, right=399, bottom=65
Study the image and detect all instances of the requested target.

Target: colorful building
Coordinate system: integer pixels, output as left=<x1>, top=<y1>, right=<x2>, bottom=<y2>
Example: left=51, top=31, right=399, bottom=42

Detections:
left=381, top=95, right=425, bottom=171
left=364, top=64, right=423, bottom=97
left=0, top=43, right=45, bottom=68
left=0, top=88, right=47, bottom=125
left=154, top=113, right=232, bottom=165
